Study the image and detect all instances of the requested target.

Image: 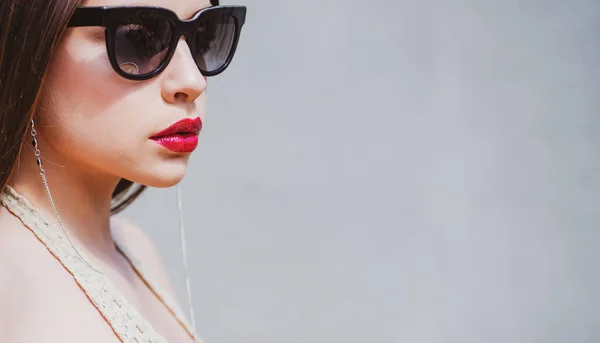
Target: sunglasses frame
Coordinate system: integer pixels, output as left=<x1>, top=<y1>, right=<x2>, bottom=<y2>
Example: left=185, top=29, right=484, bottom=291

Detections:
left=68, top=5, right=247, bottom=81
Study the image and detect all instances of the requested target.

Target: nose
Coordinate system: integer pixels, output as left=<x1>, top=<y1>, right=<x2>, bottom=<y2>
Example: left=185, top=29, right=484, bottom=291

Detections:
left=160, top=39, right=206, bottom=104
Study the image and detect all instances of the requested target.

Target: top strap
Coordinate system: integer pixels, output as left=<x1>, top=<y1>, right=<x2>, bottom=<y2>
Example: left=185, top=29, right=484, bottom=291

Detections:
left=113, top=237, right=202, bottom=343
left=0, top=185, right=201, bottom=343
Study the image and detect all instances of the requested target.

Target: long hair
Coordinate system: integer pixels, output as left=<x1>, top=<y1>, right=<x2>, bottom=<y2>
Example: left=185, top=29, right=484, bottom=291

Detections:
left=0, top=0, right=219, bottom=215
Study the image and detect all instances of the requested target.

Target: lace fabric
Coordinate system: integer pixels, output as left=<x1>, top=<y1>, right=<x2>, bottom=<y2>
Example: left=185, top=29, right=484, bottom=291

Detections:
left=0, top=185, right=201, bottom=343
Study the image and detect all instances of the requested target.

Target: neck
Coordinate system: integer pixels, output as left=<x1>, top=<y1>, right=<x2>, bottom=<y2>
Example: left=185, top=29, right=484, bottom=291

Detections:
left=8, top=138, right=122, bottom=258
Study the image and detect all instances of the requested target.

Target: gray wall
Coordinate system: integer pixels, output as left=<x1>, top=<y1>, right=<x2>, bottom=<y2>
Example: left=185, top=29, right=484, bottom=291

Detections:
left=123, top=1, right=600, bottom=342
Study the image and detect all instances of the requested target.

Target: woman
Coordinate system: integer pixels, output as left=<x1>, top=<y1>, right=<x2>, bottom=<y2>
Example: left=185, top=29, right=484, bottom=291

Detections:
left=0, top=0, right=246, bottom=342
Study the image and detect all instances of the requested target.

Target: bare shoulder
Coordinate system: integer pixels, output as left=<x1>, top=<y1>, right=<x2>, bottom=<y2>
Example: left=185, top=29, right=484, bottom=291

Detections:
left=0, top=207, right=48, bottom=317
left=0, top=235, right=29, bottom=342
left=110, top=216, right=176, bottom=294
left=0, top=268, right=25, bottom=343
left=0, top=208, right=117, bottom=343
left=0, top=260, right=37, bottom=343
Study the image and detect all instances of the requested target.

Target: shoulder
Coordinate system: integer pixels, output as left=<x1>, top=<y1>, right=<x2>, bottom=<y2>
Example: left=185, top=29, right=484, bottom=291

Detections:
left=0, top=207, right=52, bottom=296
left=0, top=244, right=27, bottom=341
left=110, top=216, right=176, bottom=294
left=0, top=208, right=88, bottom=342
left=0, top=258, right=47, bottom=342
left=110, top=216, right=159, bottom=263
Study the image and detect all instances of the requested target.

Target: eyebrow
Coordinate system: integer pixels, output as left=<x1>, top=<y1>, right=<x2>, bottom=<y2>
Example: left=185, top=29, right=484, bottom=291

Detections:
left=118, top=1, right=212, bottom=20
left=183, top=5, right=212, bottom=20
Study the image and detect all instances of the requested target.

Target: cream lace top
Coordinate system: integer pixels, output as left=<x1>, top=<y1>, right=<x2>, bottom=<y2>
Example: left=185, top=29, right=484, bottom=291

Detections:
left=1, top=185, right=202, bottom=343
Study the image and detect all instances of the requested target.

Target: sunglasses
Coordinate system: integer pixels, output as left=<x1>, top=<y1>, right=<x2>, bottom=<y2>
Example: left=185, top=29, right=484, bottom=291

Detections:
left=67, top=5, right=247, bottom=81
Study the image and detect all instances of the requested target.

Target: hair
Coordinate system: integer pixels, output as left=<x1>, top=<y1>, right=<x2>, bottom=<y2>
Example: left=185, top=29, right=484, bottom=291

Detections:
left=0, top=0, right=219, bottom=214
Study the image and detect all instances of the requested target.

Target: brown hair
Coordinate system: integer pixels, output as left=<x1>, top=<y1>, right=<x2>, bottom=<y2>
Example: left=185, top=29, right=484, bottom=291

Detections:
left=0, top=0, right=219, bottom=214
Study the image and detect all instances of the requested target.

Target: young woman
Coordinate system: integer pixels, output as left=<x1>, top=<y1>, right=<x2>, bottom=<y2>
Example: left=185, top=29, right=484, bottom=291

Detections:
left=0, top=0, right=246, bottom=342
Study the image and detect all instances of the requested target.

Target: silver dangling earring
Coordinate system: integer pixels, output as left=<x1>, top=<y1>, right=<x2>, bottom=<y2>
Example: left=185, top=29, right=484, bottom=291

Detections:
left=32, top=119, right=197, bottom=333
left=176, top=184, right=197, bottom=335
left=31, top=119, right=102, bottom=273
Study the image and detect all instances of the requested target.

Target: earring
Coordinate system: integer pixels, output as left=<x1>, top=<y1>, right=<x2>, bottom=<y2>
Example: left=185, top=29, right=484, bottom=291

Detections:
left=31, top=119, right=197, bottom=332
left=176, top=184, right=198, bottom=334
left=30, top=119, right=101, bottom=273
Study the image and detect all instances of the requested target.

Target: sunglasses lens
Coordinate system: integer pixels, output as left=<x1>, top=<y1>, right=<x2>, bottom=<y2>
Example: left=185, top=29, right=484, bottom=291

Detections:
left=193, top=12, right=237, bottom=74
left=114, top=11, right=173, bottom=76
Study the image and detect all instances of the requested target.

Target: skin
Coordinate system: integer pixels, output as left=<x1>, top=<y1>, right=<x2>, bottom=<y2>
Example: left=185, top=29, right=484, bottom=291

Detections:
left=0, top=0, right=211, bottom=342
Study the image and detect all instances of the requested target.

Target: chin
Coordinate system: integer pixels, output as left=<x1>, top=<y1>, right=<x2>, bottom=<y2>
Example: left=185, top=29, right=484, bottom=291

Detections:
left=128, top=159, right=190, bottom=188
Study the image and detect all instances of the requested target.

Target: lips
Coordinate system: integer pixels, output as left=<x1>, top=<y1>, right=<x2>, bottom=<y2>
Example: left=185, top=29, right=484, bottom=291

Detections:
left=150, top=117, right=202, bottom=153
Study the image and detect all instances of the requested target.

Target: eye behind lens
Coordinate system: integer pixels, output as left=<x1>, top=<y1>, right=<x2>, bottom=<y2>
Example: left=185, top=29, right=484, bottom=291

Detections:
left=194, top=14, right=237, bottom=74
left=119, top=62, right=140, bottom=75
left=114, top=13, right=173, bottom=76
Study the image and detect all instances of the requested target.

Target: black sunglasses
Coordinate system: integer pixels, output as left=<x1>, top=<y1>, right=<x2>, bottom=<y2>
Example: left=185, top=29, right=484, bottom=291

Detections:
left=67, top=5, right=247, bottom=81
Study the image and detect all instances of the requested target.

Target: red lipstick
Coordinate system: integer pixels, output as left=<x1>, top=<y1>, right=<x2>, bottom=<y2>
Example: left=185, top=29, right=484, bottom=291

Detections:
left=150, top=117, right=202, bottom=153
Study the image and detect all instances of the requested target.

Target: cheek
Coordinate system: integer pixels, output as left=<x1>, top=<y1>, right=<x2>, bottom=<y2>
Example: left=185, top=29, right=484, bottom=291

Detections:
left=40, top=35, right=161, bottom=170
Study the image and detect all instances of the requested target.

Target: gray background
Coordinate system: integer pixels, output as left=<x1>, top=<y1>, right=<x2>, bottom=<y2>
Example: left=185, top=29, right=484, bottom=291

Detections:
left=122, top=1, right=600, bottom=342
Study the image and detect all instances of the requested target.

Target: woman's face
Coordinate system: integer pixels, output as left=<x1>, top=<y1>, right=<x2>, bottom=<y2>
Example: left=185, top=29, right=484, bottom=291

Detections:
left=39, top=0, right=212, bottom=188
